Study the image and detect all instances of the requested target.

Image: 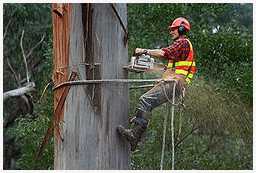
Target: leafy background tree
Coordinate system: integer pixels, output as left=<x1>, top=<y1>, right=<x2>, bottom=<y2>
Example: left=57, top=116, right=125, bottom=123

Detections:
left=3, top=3, right=252, bottom=170
left=3, top=3, right=54, bottom=169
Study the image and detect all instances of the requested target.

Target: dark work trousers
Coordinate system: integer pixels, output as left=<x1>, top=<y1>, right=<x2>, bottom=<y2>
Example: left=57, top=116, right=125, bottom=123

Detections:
left=137, top=81, right=183, bottom=113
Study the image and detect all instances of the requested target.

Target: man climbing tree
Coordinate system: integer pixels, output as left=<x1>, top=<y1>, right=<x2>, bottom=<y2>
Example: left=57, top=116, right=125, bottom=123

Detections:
left=118, top=17, right=196, bottom=151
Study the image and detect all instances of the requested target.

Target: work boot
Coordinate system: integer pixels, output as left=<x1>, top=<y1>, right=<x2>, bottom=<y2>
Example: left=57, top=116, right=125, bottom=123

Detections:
left=117, top=108, right=149, bottom=151
left=117, top=122, right=147, bottom=151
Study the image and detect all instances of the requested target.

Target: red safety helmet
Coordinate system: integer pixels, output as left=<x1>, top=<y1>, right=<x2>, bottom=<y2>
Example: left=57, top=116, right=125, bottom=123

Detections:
left=168, top=17, right=190, bottom=31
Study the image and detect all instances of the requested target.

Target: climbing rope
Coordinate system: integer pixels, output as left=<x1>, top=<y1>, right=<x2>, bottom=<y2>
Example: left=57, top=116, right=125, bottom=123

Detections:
left=170, top=82, right=176, bottom=170
left=160, top=81, right=187, bottom=170
left=160, top=82, right=177, bottom=170
left=160, top=103, right=169, bottom=170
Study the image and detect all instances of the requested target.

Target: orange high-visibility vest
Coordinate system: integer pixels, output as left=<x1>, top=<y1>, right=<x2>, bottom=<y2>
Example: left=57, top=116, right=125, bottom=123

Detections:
left=167, top=39, right=195, bottom=84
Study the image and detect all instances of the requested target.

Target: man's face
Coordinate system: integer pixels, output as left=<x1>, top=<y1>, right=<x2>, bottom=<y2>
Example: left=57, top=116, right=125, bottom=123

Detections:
left=170, top=28, right=179, bottom=40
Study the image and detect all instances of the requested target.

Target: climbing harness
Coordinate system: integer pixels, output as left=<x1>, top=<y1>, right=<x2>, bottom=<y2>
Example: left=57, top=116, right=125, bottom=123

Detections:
left=160, top=80, right=186, bottom=108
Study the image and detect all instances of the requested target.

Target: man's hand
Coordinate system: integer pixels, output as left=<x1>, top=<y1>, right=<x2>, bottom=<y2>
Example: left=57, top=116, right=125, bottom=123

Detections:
left=134, top=48, right=144, bottom=56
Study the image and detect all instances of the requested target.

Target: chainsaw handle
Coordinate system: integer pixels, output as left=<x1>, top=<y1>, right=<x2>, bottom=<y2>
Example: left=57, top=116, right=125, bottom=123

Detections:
left=133, top=50, right=142, bottom=56
left=132, top=50, right=137, bottom=56
left=134, top=48, right=145, bottom=56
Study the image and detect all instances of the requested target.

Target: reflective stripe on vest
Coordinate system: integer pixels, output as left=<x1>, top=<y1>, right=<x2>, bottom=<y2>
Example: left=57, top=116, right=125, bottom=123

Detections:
left=167, top=61, right=196, bottom=68
left=167, top=39, right=195, bottom=84
left=175, top=61, right=195, bottom=67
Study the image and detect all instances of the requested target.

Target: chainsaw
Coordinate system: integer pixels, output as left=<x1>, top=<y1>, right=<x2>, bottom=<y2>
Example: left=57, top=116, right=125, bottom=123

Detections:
left=123, top=54, right=167, bottom=73
left=131, top=54, right=154, bottom=69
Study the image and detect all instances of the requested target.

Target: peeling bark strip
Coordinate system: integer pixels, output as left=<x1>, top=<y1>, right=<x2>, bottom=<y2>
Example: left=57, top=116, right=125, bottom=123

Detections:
left=53, top=3, right=65, bottom=18
left=52, top=3, right=72, bottom=168
left=37, top=72, right=77, bottom=158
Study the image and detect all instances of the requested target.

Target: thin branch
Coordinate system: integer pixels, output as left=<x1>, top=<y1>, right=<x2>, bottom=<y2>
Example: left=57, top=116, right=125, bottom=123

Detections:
left=20, top=30, right=45, bottom=83
left=3, top=19, right=12, bottom=40
left=5, top=54, right=21, bottom=87
left=20, top=30, right=30, bottom=83
left=26, top=34, right=45, bottom=59
left=3, top=7, right=17, bottom=41
left=5, top=71, right=17, bottom=86
left=3, top=6, right=17, bottom=39
left=201, top=136, right=228, bottom=155
left=175, top=125, right=203, bottom=148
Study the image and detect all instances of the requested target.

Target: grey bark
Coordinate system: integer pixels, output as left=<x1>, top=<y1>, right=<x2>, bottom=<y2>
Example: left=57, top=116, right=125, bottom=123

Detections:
left=3, top=82, right=35, bottom=101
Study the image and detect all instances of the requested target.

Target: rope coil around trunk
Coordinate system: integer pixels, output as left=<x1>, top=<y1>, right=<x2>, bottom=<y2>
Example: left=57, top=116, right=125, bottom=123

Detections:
left=52, top=78, right=177, bottom=91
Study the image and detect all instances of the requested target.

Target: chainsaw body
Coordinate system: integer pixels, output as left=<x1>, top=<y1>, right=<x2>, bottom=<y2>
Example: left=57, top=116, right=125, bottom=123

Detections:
left=123, top=54, right=167, bottom=73
left=130, top=54, right=154, bottom=69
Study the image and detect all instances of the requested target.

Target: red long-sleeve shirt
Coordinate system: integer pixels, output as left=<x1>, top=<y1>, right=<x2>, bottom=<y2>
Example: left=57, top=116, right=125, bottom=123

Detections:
left=161, top=37, right=190, bottom=61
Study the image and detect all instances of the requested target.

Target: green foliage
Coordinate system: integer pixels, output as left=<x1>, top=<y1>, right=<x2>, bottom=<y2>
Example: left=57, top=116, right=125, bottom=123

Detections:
left=13, top=115, right=54, bottom=169
left=16, top=39, right=55, bottom=170
left=3, top=3, right=53, bottom=92
left=5, top=46, right=55, bottom=170
left=3, top=3, right=54, bottom=169
left=192, top=25, right=253, bottom=104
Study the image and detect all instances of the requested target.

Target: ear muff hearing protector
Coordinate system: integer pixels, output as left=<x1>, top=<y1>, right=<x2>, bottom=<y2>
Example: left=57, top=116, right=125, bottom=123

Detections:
left=178, top=21, right=187, bottom=35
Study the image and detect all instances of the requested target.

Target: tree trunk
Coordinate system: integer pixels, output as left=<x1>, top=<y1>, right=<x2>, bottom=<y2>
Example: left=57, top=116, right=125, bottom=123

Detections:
left=52, top=3, right=130, bottom=170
